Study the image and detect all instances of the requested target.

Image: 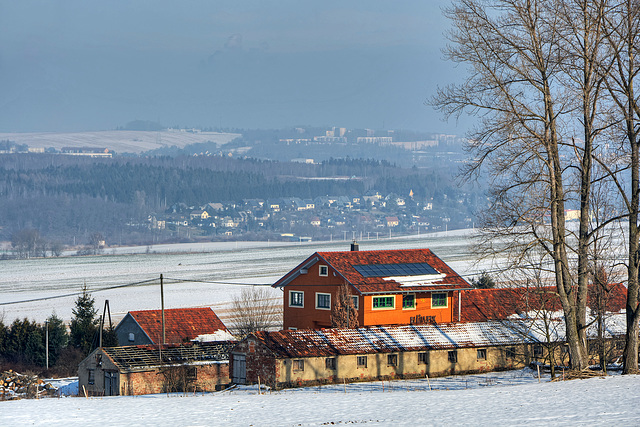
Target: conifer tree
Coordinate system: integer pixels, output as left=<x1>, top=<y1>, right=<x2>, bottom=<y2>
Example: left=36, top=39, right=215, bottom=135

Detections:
left=69, top=285, right=98, bottom=356
left=45, top=313, right=69, bottom=366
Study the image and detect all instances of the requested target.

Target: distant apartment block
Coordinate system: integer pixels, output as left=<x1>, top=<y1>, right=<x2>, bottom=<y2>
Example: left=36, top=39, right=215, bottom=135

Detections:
left=356, top=137, right=393, bottom=144
left=61, top=147, right=112, bottom=158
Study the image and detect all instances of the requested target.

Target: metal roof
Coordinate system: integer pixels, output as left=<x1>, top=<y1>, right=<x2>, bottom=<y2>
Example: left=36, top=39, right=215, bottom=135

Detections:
left=102, top=342, right=234, bottom=372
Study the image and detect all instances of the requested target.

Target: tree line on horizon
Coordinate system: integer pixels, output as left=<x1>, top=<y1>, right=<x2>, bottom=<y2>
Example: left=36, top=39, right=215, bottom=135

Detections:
left=0, top=154, right=466, bottom=247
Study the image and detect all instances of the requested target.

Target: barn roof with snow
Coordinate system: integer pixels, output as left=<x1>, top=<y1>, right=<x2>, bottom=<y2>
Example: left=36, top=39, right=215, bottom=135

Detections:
left=273, top=248, right=472, bottom=294
left=461, top=284, right=627, bottom=322
left=99, top=342, right=234, bottom=372
left=115, top=307, right=229, bottom=346
left=250, top=322, right=536, bottom=358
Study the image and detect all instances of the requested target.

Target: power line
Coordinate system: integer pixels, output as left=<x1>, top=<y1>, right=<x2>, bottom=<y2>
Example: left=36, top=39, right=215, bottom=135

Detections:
left=0, top=267, right=525, bottom=308
left=0, top=278, right=158, bottom=307
left=162, top=277, right=271, bottom=286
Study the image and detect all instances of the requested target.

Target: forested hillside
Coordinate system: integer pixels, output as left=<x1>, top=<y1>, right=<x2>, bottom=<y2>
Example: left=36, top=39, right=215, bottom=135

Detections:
left=0, top=154, right=470, bottom=248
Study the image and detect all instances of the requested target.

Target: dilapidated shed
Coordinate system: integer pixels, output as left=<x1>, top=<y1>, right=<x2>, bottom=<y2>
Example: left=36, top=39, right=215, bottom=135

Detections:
left=78, top=341, right=234, bottom=396
left=231, top=322, right=537, bottom=389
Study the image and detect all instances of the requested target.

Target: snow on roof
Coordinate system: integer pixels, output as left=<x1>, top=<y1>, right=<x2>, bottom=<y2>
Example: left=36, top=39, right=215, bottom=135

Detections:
left=192, top=330, right=236, bottom=342
left=121, top=307, right=228, bottom=344
left=101, top=342, right=234, bottom=371
left=252, top=321, right=537, bottom=358
left=513, top=312, right=628, bottom=343
left=462, top=284, right=627, bottom=322
left=251, top=312, right=629, bottom=359
left=273, top=248, right=472, bottom=294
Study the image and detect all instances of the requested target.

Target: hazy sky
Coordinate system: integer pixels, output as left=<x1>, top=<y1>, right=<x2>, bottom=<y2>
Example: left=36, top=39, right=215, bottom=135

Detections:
left=0, top=1, right=468, bottom=133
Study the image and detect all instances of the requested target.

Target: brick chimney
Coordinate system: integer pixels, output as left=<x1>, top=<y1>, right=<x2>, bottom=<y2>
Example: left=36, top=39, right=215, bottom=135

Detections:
left=351, top=240, right=359, bottom=251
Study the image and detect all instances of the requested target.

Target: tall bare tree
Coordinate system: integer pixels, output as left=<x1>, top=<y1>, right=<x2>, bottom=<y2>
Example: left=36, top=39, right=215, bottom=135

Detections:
left=433, top=0, right=616, bottom=369
left=599, top=0, right=640, bottom=373
left=230, top=286, right=281, bottom=338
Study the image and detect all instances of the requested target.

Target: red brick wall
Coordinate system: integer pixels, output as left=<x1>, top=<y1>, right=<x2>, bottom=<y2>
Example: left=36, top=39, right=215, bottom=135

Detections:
left=232, top=337, right=277, bottom=387
left=119, top=363, right=230, bottom=395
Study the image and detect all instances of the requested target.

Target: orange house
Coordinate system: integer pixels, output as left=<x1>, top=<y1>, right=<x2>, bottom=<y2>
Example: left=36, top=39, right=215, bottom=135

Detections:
left=273, top=246, right=473, bottom=330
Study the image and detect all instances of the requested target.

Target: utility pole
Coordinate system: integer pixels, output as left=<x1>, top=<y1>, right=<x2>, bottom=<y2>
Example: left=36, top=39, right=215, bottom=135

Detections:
left=160, top=274, right=166, bottom=345
left=45, top=320, right=49, bottom=370
left=99, top=299, right=113, bottom=348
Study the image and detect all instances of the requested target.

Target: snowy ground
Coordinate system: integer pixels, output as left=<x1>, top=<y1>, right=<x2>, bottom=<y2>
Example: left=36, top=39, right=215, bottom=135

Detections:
left=4, top=370, right=640, bottom=426
left=0, top=230, right=491, bottom=324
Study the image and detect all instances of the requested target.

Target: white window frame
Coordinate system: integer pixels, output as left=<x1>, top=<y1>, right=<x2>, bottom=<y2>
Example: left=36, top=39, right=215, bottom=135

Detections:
left=128, top=332, right=135, bottom=342
left=289, top=290, right=304, bottom=308
left=316, top=292, right=331, bottom=310
left=431, top=292, right=448, bottom=308
left=319, top=265, right=329, bottom=276
left=351, top=295, right=359, bottom=309
left=372, top=295, right=396, bottom=310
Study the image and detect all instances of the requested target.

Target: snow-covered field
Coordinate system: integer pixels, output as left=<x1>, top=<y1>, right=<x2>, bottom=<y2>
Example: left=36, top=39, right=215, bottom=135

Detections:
left=3, top=371, right=639, bottom=426
left=0, top=130, right=240, bottom=154
left=0, top=231, right=487, bottom=324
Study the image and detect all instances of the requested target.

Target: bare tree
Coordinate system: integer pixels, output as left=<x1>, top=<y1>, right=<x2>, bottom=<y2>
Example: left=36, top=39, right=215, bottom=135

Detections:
left=230, top=286, right=281, bottom=338
left=433, top=0, right=599, bottom=369
left=88, top=232, right=104, bottom=255
left=599, top=0, right=640, bottom=374
left=11, top=228, right=45, bottom=259
left=331, top=284, right=359, bottom=328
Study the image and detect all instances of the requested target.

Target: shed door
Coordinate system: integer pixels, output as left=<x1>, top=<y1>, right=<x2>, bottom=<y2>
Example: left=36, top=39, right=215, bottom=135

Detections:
left=232, top=353, right=246, bottom=384
left=104, top=372, right=118, bottom=396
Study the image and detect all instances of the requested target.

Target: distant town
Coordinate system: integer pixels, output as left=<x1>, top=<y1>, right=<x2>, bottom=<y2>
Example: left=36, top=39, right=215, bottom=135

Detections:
left=0, top=124, right=482, bottom=255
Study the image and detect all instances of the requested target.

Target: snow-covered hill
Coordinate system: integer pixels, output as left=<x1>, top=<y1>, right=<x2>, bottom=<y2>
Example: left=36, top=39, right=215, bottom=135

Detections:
left=0, top=130, right=240, bottom=154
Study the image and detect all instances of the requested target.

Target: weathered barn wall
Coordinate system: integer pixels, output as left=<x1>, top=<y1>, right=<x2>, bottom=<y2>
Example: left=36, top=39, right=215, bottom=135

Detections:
left=78, top=348, right=121, bottom=396
left=78, top=347, right=230, bottom=396
left=231, top=337, right=532, bottom=390
left=232, top=338, right=277, bottom=386
left=271, top=345, right=530, bottom=388
left=119, top=363, right=229, bottom=395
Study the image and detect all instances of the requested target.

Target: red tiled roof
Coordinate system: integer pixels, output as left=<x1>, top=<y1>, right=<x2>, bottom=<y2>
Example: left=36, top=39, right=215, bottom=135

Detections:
left=128, top=307, right=228, bottom=344
left=273, top=249, right=470, bottom=293
left=250, top=322, right=536, bottom=358
left=461, top=283, right=627, bottom=322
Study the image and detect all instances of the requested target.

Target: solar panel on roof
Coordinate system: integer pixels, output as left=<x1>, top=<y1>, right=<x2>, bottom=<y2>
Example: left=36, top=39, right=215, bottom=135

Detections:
left=354, top=262, right=438, bottom=277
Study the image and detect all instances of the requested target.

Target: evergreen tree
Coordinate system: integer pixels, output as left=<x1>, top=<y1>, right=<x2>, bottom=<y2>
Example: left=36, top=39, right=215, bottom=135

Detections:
left=45, top=313, right=69, bottom=366
left=6, top=318, right=44, bottom=365
left=472, top=272, right=496, bottom=289
left=0, top=319, right=7, bottom=358
left=101, top=325, right=118, bottom=347
left=69, top=285, right=98, bottom=356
